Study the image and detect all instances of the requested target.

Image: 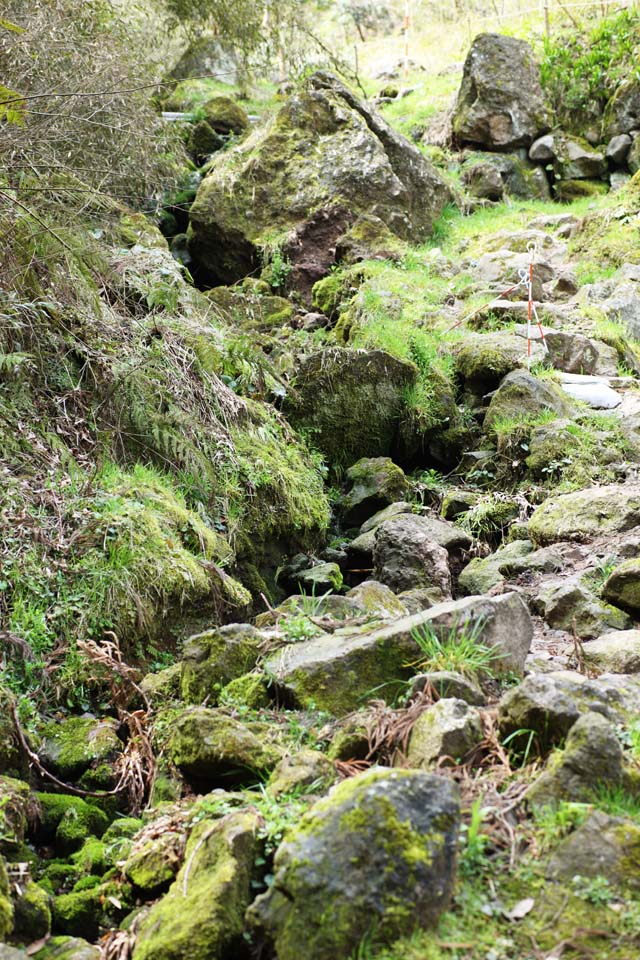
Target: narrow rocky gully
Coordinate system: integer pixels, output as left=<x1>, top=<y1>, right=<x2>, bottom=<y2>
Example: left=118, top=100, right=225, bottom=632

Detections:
left=3, top=4, right=640, bottom=960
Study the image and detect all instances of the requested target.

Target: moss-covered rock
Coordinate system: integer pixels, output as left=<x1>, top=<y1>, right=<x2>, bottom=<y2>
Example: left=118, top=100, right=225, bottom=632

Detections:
left=528, top=712, right=626, bottom=805
left=180, top=624, right=263, bottom=704
left=534, top=574, right=630, bottom=639
left=201, top=96, right=249, bottom=135
left=335, top=215, right=408, bottom=264
left=453, top=34, right=550, bottom=149
left=132, top=811, right=259, bottom=960
left=528, top=484, right=640, bottom=545
left=340, top=457, right=410, bottom=526
left=124, top=831, right=184, bottom=895
left=498, top=670, right=640, bottom=752
left=140, top=663, right=182, bottom=702
left=294, top=562, right=343, bottom=593
left=29, top=937, right=100, bottom=960
left=547, top=810, right=640, bottom=891
left=267, top=749, right=336, bottom=799
left=582, top=630, right=640, bottom=674
left=36, top=794, right=109, bottom=856
left=266, top=593, right=532, bottom=714
left=555, top=178, right=609, bottom=202
left=188, top=72, right=453, bottom=287
left=0, top=776, right=33, bottom=856
left=38, top=717, right=122, bottom=786
left=13, top=880, right=52, bottom=941
left=187, top=120, right=224, bottom=165
left=284, top=348, right=418, bottom=468
left=247, top=768, right=460, bottom=960
left=454, top=333, right=530, bottom=394
left=204, top=285, right=295, bottom=329
left=52, top=887, right=101, bottom=940
left=168, top=707, right=281, bottom=788
left=406, top=699, right=483, bottom=768
left=483, top=370, right=574, bottom=435
left=0, top=856, right=14, bottom=941
left=602, top=559, right=640, bottom=615
left=218, top=672, right=271, bottom=709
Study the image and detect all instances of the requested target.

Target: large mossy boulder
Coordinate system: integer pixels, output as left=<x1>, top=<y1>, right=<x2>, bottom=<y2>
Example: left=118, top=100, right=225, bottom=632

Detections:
left=133, top=812, right=259, bottom=960
left=247, top=768, right=459, bottom=960
left=528, top=484, right=640, bottom=545
left=453, top=34, right=550, bottom=150
left=188, top=71, right=453, bottom=290
left=201, top=96, right=249, bottom=135
left=284, top=348, right=418, bottom=468
left=603, top=79, right=640, bottom=140
left=27, top=938, right=100, bottom=960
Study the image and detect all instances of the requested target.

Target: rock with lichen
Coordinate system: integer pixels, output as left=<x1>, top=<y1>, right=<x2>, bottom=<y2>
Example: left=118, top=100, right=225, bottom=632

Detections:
left=132, top=811, right=259, bottom=960
left=188, top=71, right=453, bottom=291
left=246, top=768, right=459, bottom=960
left=453, top=34, right=550, bottom=150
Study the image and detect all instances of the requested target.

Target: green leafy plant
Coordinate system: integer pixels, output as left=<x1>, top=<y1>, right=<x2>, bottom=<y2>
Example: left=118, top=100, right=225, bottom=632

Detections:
left=571, top=874, right=615, bottom=906
left=459, top=799, right=492, bottom=878
left=409, top=616, right=498, bottom=679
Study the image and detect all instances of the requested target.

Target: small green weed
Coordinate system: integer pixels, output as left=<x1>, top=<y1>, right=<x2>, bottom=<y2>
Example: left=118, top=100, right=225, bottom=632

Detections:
left=408, top=616, right=498, bottom=679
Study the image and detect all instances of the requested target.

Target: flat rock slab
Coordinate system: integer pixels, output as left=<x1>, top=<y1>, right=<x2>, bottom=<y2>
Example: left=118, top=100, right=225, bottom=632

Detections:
left=265, top=592, right=533, bottom=715
left=559, top=373, right=621, bottom=409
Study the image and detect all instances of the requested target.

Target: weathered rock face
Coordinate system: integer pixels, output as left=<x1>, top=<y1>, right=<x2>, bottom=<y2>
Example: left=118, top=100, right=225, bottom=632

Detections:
left=453, top=34, right=550, bottom=150
left=284, top=348, right=418, bottom=467
left=267, top=749, right=336, bottom=799
left=133, top=812, right=259, bottom=960
left=603, top=79, right=640, bottom=139
left=406, top=698, right=483, bottom=767
left=247, top=768, right=459, bottom=960
left=38, top=717, right=122, bottom=791
left=483, top=370, right=574, bottom=434
left=168, top=709, right=281, bottom=788
left=582, top=630, right=640, bottom=674
left=373, top=514, right=469, bottom=597
left=498, top=671, right=640, bottom=750
left=265, top=592, right=533, bottom=714
left=527, top=712, right=625, bottom=805
left=407, top=671, right=486, bottom=706
left=188, top=71, right=453, bottom=289
left=528, top=484, right=640, bottom=545
left=547, top=811, right=640, bottom=890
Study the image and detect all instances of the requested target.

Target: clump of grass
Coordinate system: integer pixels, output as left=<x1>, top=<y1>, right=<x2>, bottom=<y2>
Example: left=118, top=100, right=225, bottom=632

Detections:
left=409, top=616, right=498, bottom=679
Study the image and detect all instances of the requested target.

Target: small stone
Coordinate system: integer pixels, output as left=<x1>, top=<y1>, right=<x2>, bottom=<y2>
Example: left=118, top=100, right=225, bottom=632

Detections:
left=406, top=699, right=483, bottom=767
left=341, top=458, right=410, bottom=527
left=606, top=133, right=632, bottom=165
left=529, top=134, right=556, bottom=161
left=547, top=811, right=640, bottom=890
left=267, top=749, right=335, bottom=798
left=582, top=630, right=640, bottom=674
